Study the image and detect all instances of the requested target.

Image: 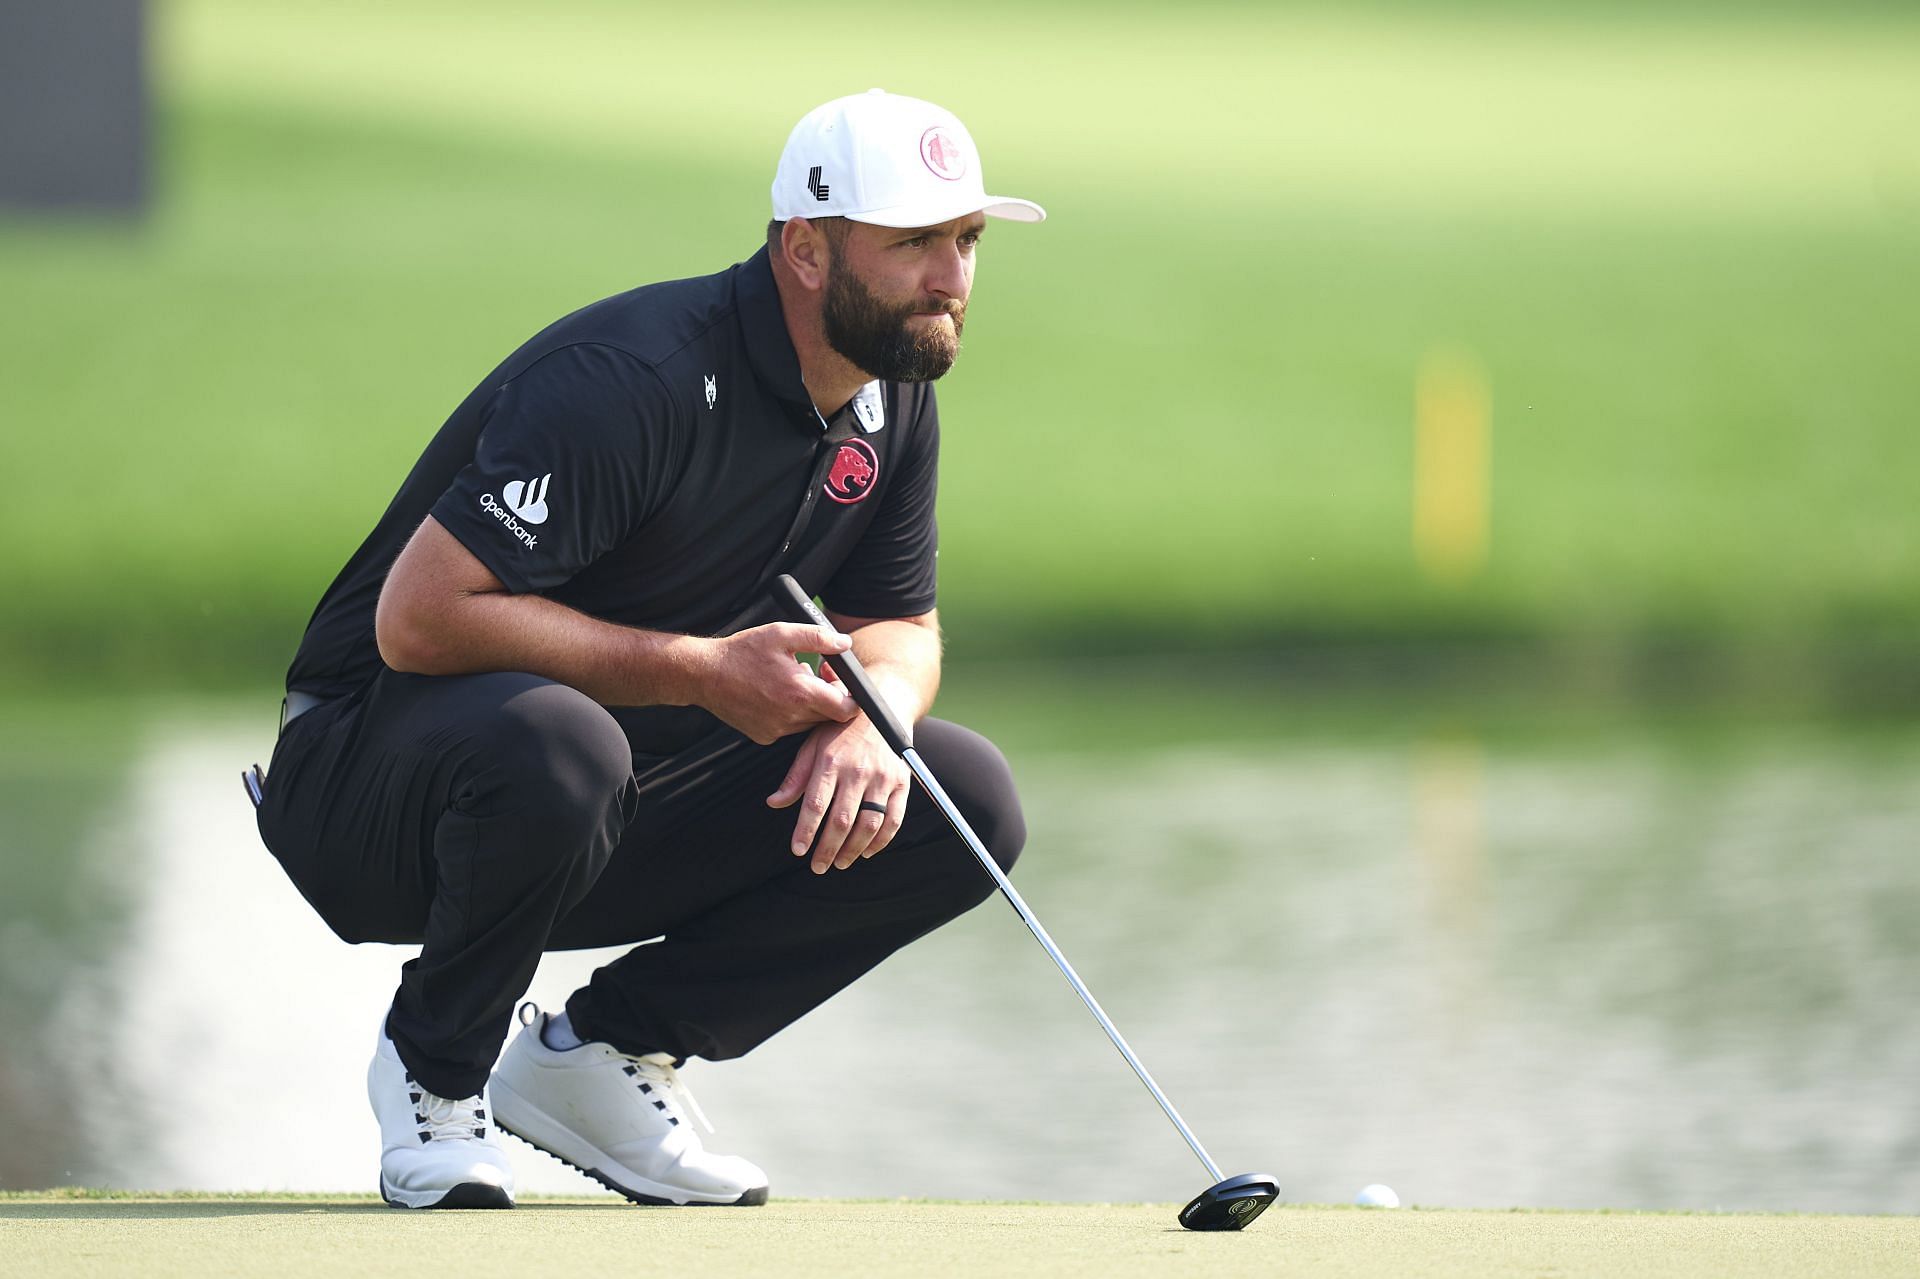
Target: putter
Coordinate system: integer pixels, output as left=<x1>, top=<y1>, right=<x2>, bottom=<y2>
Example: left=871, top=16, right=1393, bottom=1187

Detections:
left=771, top=575, right=1278, bottom=1232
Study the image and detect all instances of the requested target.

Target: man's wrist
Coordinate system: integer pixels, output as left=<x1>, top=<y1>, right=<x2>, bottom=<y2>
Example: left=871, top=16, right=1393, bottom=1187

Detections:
left=865, top=667, right=928, bottom=727
left=647, top=633, right=715, bottom=709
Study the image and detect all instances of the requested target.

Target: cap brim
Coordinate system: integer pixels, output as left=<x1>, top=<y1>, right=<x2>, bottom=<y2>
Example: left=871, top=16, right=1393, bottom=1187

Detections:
left=849, top=195, right=1046, bottom=228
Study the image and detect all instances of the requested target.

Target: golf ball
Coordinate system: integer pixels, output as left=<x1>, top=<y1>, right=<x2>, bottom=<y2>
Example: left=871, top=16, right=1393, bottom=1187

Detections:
left=1355, top=1184, right=1400, bottom=1208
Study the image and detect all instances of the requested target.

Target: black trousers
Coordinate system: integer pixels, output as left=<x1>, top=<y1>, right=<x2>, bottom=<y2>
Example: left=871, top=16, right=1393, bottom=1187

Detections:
left=256, top=668, right=1025, bottom=1100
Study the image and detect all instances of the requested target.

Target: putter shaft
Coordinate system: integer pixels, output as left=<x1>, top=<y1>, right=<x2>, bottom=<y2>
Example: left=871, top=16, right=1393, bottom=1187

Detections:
left=903, top=747, right=1225, bottom=1185
left=765, top=574, right=1226, bottom=1185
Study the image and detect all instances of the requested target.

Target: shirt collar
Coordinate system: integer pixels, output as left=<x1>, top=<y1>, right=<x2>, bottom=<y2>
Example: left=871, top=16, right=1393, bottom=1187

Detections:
left=734, top=247, right=887, bottom=435
left=735, top=246, right=813, bottom=411
left=848, top=380, right=886, bottom=433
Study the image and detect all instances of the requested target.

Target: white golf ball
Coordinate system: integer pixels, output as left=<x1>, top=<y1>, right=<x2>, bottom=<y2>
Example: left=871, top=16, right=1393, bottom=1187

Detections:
left=1355, top=1183, right=1400, bottom=1208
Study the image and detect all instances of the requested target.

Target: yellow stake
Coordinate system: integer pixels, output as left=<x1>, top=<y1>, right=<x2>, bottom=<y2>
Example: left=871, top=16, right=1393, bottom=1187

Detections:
left=1413, top=348, right=1491, bottom=583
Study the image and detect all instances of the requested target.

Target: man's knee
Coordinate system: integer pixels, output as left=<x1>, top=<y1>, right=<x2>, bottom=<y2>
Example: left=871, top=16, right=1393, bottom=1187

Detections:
left=504, top=682, right=631, bottom=800
left=456, top=678, right=635, bottom=856
left=914, top=718, right=1026, bottom=882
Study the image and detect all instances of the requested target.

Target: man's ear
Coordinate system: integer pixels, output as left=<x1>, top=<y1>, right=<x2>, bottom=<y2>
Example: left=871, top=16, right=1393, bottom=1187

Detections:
left=781, top=217, right=831, bottom=292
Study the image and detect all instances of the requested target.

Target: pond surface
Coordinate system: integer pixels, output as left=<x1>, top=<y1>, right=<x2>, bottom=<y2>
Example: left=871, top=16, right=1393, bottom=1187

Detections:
left=2, top=677, right=1916, bottom=1211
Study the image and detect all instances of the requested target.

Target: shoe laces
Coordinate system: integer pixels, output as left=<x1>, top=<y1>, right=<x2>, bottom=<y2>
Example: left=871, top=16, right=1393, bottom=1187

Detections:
left=623, top=1053, right=715, bottom=1135
left=517, top=1001, right=715, bottom=1136
left=404, top=1074, right=489, bottom=1144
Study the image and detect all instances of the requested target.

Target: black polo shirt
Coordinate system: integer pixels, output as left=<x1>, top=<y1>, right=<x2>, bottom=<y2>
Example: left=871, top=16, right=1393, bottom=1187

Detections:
left=285, top=247, right=940, bottom=730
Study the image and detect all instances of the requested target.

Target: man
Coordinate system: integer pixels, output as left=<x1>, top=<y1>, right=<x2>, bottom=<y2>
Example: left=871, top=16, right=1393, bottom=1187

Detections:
left=253, top=89, right=1044, bottom=1210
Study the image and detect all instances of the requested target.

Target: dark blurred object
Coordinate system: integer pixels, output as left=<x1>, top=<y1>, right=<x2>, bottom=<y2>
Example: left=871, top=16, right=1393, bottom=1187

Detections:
left=0, top=0, right=149, bottom=213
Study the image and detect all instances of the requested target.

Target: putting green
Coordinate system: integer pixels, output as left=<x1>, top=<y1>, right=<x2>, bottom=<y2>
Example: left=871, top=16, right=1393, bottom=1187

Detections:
left=2, top=1195, right=1913, bottom=1278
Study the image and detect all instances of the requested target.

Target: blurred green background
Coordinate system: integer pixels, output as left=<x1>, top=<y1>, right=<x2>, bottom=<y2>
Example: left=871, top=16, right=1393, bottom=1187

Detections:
left=3, top=0, right=1917, bottom=699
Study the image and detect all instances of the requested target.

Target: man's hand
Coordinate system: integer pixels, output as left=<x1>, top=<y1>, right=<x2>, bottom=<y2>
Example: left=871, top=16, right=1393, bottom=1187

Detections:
left=766, top=695, right=911, bottom=873
left=698, top=623, right=859, bottom=745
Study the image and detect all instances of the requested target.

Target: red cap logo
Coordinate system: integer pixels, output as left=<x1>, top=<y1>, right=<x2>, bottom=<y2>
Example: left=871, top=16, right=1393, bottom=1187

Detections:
left=919, top=127, right=967, bottom=182
left=824, top=439, right=879, bottom=504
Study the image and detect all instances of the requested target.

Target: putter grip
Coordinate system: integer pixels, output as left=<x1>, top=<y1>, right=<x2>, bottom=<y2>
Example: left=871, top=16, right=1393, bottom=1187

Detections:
left=770, top=574, right=914, bottom=754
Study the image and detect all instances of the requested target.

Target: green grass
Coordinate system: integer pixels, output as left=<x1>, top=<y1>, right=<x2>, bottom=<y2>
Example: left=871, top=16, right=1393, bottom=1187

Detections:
left=3, top=1, right=1918, bottom=686
left=3, top=1195, right=1915, bottom=1278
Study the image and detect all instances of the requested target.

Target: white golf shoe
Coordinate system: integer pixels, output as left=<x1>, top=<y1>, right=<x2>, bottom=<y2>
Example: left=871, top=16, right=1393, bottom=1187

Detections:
left=491, top=1004, right=769, bottom=1206
left=368, top=1022, right=515, bottom=1209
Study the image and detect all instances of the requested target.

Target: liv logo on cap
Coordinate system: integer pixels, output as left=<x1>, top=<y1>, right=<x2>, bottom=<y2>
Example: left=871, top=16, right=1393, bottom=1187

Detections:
left=771, top=89, right=1044, bottom=229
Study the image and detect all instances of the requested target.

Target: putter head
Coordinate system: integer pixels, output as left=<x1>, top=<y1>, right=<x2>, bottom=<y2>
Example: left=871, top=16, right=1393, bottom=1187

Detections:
left=1177, top=1172, right=1280, bottom=1231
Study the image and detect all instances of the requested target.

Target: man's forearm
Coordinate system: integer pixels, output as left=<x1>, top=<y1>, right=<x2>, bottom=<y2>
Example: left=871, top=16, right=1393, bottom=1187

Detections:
left=839, top=615, right=942, bottom=726
left=375, top=516, right=719, bottom=707
left=378, top=517, right=892, bottom=731
left=379, top=585, right=714, bottom=709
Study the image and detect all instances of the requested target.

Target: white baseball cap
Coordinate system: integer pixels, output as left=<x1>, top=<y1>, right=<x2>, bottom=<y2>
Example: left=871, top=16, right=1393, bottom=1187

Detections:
left=771, top=89, right=1045, bottom=228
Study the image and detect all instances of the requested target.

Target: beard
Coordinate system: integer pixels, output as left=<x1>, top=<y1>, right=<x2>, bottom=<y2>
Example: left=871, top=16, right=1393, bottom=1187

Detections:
left=822, top=260, right=966, bottom=383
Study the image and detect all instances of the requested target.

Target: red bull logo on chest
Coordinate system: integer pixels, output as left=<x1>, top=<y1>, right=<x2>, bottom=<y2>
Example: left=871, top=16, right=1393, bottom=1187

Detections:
left=825, top=439, right=879, bottom=505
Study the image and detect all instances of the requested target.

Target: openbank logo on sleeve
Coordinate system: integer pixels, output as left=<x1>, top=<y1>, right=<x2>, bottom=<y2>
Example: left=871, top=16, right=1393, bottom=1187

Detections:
left=479, top=473, right=551, bottom=549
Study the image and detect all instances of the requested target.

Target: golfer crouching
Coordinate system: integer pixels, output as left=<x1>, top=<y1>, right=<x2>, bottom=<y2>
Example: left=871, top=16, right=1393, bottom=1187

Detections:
left=254, top=89, right=1041, bottom=1208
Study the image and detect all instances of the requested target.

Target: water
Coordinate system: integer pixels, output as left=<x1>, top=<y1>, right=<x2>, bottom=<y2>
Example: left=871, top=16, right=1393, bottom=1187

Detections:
left=3, top=683, right=1917, bottom=1211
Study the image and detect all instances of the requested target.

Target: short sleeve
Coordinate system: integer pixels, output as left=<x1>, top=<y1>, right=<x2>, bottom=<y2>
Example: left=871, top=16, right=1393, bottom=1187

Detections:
left=822, top=389, right=939, bottom=617
left=429, top=344, right=677, bottom=594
